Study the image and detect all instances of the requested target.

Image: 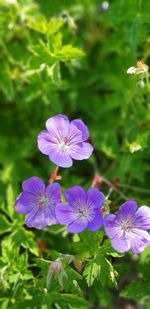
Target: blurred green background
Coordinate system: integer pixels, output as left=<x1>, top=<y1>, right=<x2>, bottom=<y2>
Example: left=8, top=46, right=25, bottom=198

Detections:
left=0, top=0, right=150, bottom=308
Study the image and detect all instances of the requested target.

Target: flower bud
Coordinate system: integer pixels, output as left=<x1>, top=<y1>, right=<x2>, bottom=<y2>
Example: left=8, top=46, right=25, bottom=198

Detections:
left=136, top=80, right=145, bottom=88
left=49, top=258, right=62, bottom=273
left=73, top=257, right=83, bottom=273
left=92, top=174, right=103, bottom=188
left=47, top=258, right=63, bottom=289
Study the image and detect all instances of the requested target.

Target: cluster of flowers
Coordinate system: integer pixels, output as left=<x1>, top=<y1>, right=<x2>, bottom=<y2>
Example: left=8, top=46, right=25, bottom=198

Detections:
left=15, top=115, right=150, bottom=254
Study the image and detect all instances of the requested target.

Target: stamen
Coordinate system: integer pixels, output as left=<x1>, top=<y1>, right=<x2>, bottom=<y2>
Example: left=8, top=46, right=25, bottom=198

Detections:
left=38, top=196, right=49, bottom=208
left=59, top=141, right=68, bottom=151
left=120, top=219, right=132, bottom=232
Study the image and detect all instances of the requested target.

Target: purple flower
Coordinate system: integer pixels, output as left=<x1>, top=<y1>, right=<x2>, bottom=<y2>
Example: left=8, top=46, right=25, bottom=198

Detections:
left=14, top=177, right=61, bottom=230
left=37, top=114, right=93, bottom=168
left=55, top=186, right=105, bottom=233
left=104, top=200, right=150, bottom=254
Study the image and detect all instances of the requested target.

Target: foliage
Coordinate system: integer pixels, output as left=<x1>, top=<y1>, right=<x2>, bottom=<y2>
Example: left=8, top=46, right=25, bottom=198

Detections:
left=0, top=0, right=150, bottom=308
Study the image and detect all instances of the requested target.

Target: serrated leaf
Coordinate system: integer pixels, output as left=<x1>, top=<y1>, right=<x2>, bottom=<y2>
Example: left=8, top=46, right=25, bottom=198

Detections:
left=54, top=45, right=85, bottom=61
left=30, top=40, right=84, bottom=66
left=30, top=40, right=55, bottom=66
left=27, top=16, right=64, bottom=35
left=27, top=15, right=48, bottom=34
left=48, top=17, right=64, bottom=35
left=98, top=257, right=118, bottom=287
left=95, top=240, right=119, bottom=287
left=83, top=261, right=100, bottom=286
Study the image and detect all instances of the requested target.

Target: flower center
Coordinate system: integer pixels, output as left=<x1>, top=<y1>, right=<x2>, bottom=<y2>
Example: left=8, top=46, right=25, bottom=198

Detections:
left=76, top=206, right=93, bottom=223
left=38, top=196, right=49, bottom=208
left=59, top=140, right=68, bottom=152
left=120, top=219, right=132, bottom=232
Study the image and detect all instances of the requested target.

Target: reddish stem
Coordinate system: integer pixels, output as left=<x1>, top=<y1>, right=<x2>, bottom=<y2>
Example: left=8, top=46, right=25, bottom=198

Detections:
left=48, top=166, right=62, bottom=184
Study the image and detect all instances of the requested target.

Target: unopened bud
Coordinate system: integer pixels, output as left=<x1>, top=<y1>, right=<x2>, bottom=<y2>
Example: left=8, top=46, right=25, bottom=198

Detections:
left=92, top=174, right=103, bottom=188
left=37, top=240, right=46, bottom=252
left=47, top=258, right=63, bottom=289
left=73, top=257, right=83, bottom=273
left=136, top=80, right=145, bottom=88
left=49, top=258, right=62, bottom=273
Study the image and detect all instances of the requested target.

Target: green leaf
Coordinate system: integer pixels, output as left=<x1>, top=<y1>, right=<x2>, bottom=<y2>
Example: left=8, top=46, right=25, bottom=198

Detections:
left=54, top=45, right=85, bottom=61
left=82, top=239, right=119, bottom=287
left=30, top=40, right=55, bottom=66
left=120, top=281, right=150, bottom=301
left=13, top=251, right=33, bottom=280
left=96, top=256, right=118, bottom=287
left=27, top=15, right=49, bottom=34
left=30, top=40, right=84, bottom=66
left=46, top=62, right=62, bottom=86
left=1, top=238, right=19, bottom=264
left=140, top=245, right=150, bottom=263
left=0, top=215, right=11, bottom=235
left=6, top=184, right=16, bottom=219
left=83, top=261, right=100, bottom=287
left=34, top=258, right=50, bottom=274
left=11, top=228, right=39, bottom=256
left=90, top=240, right=119, bottom=287
left=51, top=293, right=88, bottom=307
left=138, top=261, right=150, bottom=281
left=14, top=289, right=88, bottom=308
left=27, top=16, right=64, bottom=35
left=0, top=299, right=10, bottom=309
left=0, top=63, right=14, bottom=100
left=74, top=229, right=103, bottom=257
left=48, top=17, right=64, bottom=35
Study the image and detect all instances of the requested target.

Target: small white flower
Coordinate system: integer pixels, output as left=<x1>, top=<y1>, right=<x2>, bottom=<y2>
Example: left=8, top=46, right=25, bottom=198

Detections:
left=127, top=60, right=149, bottom=75
left=127, top=67, right=136, bottom=74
